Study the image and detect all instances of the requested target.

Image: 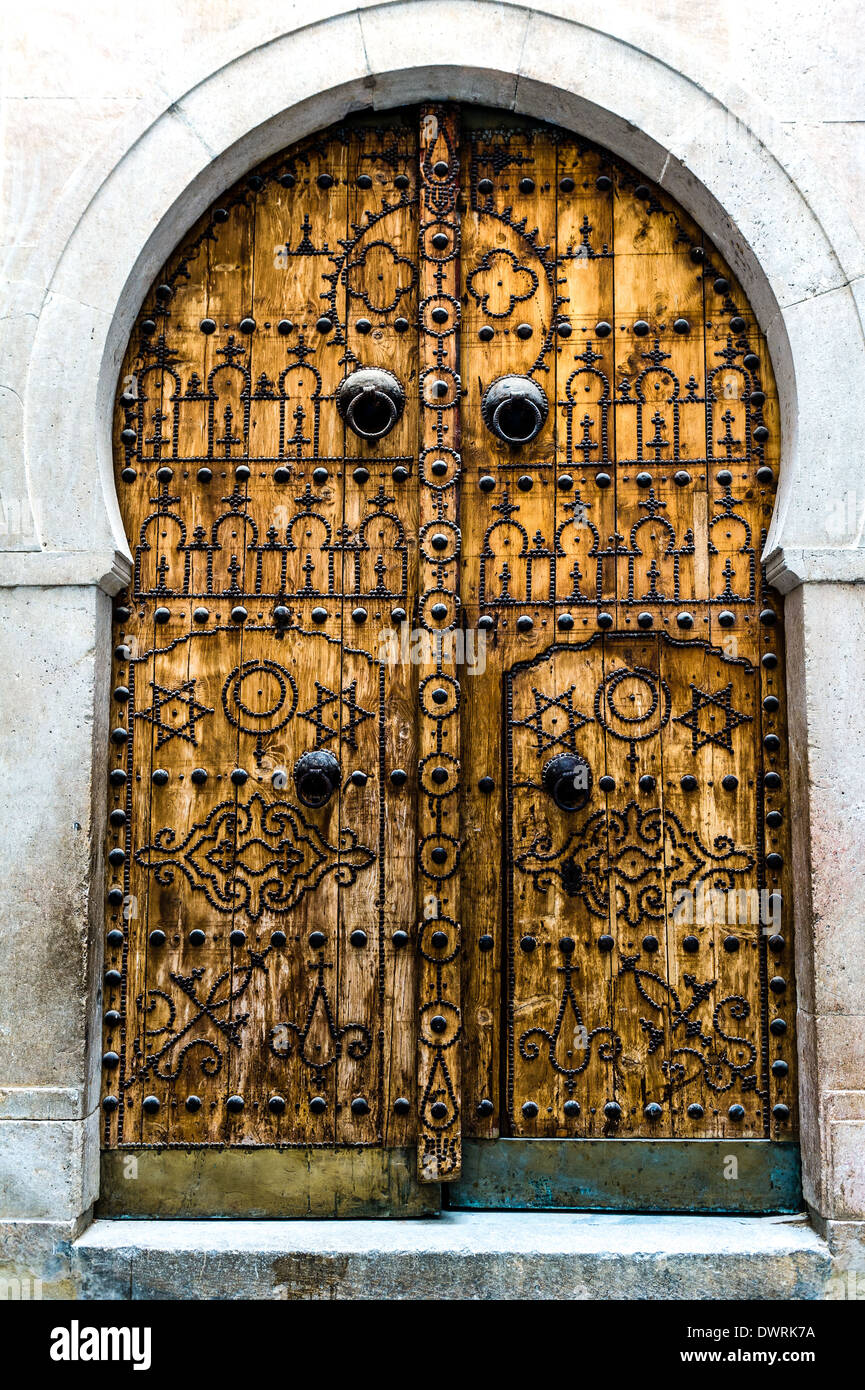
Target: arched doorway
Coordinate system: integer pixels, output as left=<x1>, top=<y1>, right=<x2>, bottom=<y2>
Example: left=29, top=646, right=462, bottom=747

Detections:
left=100, top=103, right=797, bottom=1215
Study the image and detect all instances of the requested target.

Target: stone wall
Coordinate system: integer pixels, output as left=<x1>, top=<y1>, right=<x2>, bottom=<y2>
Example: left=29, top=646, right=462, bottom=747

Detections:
left=1, top=0, right=863, bottom=1296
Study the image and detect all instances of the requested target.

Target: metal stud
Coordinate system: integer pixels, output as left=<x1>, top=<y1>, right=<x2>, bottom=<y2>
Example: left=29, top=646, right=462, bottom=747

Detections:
left=518, top=177, right=535, bottom=193
left=639, top=774, right=656, bottom=791
left=681, top=774, right=697, bottom=791
left=268, top=1095, right=286, bottom=1114
left=637, top=612, right=654, bottom=629
left=642, top=935, right=659, bottom=952
left=226, top=1095, right=244, bottom=1113
left=189, top=930, right=206, bottom=946
left=392, top=930, right=409, bottom=947
left=230, top=929, right=246, bottom=946
left=309, top=931, right=326, bottom=949
left=633, top=320, right=650, bottom=336
left=722, top=774, right=739, bottom=790
left=271, top=931, right=286, bottom=947
left=350, top=929, right=368, bottom=948
left=351, top=1096, right=370, bottom=1116
left=390, top=769, right=407, bottom=787
left=394, top=1098, right=411, bottom=1116
left=723, top=935, right=740, bottom=953
left=595, top=472, right=611, bottom=488
left=644, top=1102, right=663, bottom=1121
left=521, top=1101, right=539, bottom=1118
left=682, top=935, right=700, bottom=953
left=142, top=1096, right=160, bottom=1114
left=604, top=1101, right=622, bottom=1121
left=598, top=935, right=614, bottom=952
left=310, top=1097, right=327, bottom=1115
left=687, top=1103, right=704, bottom=1119
left=520, top=935, right=537, bottom=953
left=599, top=775, right=615, bottom=792
left=728, top=1104, right=745, bottom=1121
left=479, top=934, right=494, bottom=952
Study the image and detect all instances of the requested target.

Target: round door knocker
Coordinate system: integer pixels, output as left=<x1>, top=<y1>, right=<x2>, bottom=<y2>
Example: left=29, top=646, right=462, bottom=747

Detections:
left=336, top=367, right=406, bottom=441
left=542, top=753, right=592, bottom=812
left=481, top=374, right=548, bottom=446
left=293, top=750, right=341, bottom=807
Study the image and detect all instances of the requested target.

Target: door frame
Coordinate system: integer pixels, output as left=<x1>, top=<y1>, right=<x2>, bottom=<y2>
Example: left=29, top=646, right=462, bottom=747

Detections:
left=10, top=3, right=863, bottom=1236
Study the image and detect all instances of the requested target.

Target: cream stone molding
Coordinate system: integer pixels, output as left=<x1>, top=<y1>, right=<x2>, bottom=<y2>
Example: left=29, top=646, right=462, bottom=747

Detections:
left=11, top=0, right=865, bottom=588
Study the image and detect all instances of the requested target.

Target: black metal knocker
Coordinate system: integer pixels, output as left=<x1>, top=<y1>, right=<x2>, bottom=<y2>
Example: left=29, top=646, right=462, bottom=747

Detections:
left=542, top=753, right=592, bottom=812
left=481, top=374, right=548, bottom=445
left=336, top=367, right=406, bottom=441
left=293, top=750, right=341, bottom=807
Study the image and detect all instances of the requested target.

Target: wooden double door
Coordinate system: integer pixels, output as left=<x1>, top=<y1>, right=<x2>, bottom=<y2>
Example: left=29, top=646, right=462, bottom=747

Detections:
left=102, top=104, right=797, bottom=1211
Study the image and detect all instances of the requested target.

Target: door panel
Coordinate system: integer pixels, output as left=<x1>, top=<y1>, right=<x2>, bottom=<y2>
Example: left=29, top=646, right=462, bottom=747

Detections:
left=103, top=117, right=424, bottom=1167
left=103, top=105, right=796, bottom=1211
left=459, top=119, right=795, bottom=1147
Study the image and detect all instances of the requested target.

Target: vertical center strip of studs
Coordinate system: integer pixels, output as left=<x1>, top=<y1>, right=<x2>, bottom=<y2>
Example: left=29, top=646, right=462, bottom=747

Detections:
left=416, top=105, right=463, bottom=1180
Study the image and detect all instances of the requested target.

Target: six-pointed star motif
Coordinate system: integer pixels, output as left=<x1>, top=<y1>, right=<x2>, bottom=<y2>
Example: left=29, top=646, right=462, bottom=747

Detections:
left=135, top=679, right=214, bottom=749
left=674, top=682, right=752, bottom=754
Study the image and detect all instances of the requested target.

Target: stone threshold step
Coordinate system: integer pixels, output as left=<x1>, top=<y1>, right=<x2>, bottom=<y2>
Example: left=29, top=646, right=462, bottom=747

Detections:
left=72, top=1212, right=830, bottom=1300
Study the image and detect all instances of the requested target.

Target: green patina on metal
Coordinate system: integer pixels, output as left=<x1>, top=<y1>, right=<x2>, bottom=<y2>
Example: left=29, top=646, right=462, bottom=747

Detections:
left=448, top=1140, right=802, bottom=1214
